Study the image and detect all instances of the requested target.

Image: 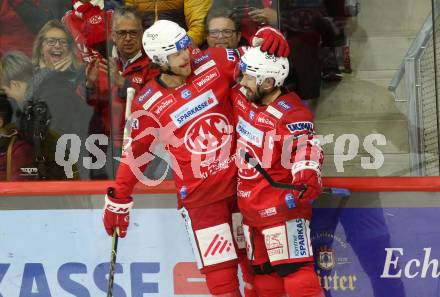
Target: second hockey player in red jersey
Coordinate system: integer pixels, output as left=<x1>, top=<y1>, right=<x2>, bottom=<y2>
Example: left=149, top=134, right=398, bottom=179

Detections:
left=102, top=20, right=289, bottom=297
left=232, top=47, right=325, bottom=297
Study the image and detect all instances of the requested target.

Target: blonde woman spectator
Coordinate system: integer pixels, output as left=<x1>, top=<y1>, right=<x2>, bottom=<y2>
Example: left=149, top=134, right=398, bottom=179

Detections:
left=32, top=21, right=93, bottom=178
left=32, top=19, right=81, bottom=72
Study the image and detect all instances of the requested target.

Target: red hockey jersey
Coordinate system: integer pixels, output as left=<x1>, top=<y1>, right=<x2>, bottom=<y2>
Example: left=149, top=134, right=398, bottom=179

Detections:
left=115, top=47, right=241, bottom=209
left=232, top=85, right=323, bottom=227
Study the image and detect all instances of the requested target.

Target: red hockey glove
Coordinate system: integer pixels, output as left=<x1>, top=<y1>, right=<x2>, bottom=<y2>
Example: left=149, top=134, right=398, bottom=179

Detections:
left=103, top=187, right=133, bottom=238
left=252, top=26, right=290, bottom=57
left=292, top=161, right=322, bottom=202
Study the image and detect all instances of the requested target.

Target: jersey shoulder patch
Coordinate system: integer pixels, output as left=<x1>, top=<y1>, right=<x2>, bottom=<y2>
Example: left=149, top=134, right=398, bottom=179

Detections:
left=192, top=49, right=217, bottom=75
left=266, top=105, right=283, bottom=119
left=135, top=82, right=164, bottom=111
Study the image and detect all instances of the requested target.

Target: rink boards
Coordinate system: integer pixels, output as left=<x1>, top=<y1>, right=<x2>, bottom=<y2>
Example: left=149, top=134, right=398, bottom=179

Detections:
left=0, top=192, right=439, bottom=297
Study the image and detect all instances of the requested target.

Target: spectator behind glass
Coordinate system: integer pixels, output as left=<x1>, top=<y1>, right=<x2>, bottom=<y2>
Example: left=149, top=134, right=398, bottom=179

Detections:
left=0, top=0, right=70, bottom=56
left=33, top=19, right=81, bottom=72
left=205, top=8, right=242, bottom=49
left=0, top=51, right=33, bottom=118
left=211, top=0, right=277, bottom=44
left=81, top=7, right=159, bottom=179
left=83, top=7, right=158, bottom=139
left=31, top=20, right=92, bottom=135
left=0, top=50, right=82, bottom=180
left=33, top=20, right=92, bottom=178
left=124, top=0, right=211, bottom=47
left=0, top=92, right=34, bottom=181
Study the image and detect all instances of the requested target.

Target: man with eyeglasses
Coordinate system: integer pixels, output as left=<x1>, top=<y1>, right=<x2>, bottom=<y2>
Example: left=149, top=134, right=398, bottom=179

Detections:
left=81, top=7, right=159, bottom=178
left=205, top=8, right=242, bottom=49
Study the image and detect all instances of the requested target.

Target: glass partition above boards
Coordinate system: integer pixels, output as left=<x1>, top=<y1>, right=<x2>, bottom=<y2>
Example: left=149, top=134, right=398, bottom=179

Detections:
left=1, top=0, right=440, bottom=181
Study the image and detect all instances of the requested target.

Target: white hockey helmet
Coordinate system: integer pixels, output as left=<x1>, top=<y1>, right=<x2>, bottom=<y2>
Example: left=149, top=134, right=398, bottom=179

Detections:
left=239, top=47, right=289, bottom=87
left=142, top=20, right=191, bottom=66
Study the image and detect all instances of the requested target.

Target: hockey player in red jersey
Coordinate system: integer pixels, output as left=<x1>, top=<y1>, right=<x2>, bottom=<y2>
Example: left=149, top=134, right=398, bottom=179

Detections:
left=102, top=20, right=289, bottom=297
left=231, top=47, right=325, bottom=297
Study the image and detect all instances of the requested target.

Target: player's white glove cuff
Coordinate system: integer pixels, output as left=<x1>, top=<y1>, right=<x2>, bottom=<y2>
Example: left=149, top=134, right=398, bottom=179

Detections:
left=105, top=195, right=133, bottom=214
left=292, top=160, right=321, bottom=176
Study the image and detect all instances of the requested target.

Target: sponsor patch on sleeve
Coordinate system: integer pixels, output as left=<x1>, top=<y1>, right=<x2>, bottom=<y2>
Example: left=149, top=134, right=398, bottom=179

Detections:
left=226, top=49, right=236, bottom=61
left=131, top=76, right=143, bottom=84
left=286, top=121, right=314, bottom=134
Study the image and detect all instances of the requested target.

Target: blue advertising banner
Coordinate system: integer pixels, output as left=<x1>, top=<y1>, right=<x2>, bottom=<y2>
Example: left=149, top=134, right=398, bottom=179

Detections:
left=311, top=207, right=440, bottom=297
left=0, top=203, right=439, bottom=296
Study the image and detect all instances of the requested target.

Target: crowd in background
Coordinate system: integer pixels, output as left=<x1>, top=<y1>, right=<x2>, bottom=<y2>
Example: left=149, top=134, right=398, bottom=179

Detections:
left=0, top=0, right=357, bottom=181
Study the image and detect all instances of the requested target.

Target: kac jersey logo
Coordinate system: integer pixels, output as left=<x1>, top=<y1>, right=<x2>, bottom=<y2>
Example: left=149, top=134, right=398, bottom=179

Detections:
left=184, top=113, right=233, bottom=155
left=236, top=140, right=260, bottom=179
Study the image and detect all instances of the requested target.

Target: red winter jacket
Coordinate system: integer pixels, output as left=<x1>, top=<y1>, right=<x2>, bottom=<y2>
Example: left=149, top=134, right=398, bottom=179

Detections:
left=81, top=52, right=159, bottom=143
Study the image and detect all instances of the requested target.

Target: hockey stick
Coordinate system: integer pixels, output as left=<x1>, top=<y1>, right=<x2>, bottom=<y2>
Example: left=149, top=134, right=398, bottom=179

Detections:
left=239, top=150, right=350, bottom=197
left=241, top=150, right=306, bottom=191
left=106, top=87, right=136, bottom=296
left=122, top=87, right=136, bottom=152
left=107, top=229, right=119, bottom=297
